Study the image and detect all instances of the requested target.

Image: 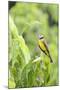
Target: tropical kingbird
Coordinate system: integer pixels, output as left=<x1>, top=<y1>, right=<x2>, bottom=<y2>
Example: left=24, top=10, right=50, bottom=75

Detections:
left=38, top=35, right=53, bottom=63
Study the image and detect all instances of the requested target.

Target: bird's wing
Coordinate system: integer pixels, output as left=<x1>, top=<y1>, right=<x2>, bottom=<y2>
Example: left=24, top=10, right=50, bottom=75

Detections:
left=42, top=40, right=50, bottom=56
left=43, top=40, right=53, bottom=62
left=38, top=44, right=48, bottom=55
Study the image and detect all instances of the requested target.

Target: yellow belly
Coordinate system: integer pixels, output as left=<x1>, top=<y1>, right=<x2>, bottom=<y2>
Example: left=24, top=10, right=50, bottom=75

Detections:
left=38, top=40, right=48, bottom=55
left=38, top=40, right=46, bottom=51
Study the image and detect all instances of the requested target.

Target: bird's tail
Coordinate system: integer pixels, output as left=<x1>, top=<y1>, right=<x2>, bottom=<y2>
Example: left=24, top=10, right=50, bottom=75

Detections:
left=49, top=54, right=53, bottom=63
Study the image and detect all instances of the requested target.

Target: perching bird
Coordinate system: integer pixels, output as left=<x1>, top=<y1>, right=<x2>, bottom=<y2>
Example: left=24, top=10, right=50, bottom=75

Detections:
left=38, top=35, right=53, bottom=63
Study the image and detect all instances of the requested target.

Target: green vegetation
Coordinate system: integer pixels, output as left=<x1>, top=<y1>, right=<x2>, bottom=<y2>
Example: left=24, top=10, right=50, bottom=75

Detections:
left=9, top=2, right=59, bottom=88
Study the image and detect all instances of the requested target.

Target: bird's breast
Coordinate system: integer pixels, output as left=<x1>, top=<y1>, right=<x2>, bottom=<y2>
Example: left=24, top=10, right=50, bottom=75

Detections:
left=38, top=40, right=46, bottom=51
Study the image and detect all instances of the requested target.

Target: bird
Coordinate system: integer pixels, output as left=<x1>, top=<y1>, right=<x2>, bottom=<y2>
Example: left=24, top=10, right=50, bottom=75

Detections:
left=38, top=35, right=53, bottom=63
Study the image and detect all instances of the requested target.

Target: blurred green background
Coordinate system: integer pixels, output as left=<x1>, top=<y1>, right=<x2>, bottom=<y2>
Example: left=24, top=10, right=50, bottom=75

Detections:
left=9, top=2, right=59, bottom=88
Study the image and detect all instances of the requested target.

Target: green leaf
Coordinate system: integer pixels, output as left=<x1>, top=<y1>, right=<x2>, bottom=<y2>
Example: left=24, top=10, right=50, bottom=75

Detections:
left=9, top=15, right=31, bottom=64
left=9, top=79, right=16, bottom=88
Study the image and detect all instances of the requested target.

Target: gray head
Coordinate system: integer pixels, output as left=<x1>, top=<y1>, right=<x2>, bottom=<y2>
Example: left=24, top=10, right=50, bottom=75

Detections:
left=39, top=35, right=44, bottom=39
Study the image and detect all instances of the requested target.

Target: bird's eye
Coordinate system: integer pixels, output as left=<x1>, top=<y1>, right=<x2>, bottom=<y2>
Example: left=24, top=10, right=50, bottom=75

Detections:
left=38, top=35, right=44, bottom=39
left=40, top=36, right=44, bottom=39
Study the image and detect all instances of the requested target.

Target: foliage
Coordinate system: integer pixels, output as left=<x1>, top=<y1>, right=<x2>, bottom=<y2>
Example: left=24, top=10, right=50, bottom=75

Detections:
left=8, top=2, right=59, bottom=88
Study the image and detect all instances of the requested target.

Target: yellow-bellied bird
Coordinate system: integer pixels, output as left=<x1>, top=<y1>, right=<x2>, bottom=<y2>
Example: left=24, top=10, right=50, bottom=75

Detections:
left=38, top=35, right=53, bottom=63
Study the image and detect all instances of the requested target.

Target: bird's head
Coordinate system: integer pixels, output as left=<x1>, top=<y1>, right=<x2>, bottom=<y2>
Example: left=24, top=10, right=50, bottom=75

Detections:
left=39, top=35, right=44, bottom=40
